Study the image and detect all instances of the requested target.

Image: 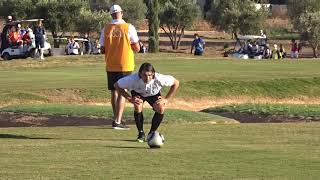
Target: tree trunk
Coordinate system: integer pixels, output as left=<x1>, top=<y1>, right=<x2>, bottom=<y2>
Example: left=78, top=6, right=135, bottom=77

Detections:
left=312, top=46, right=318, bottom=58
left=175, top=27, right=185, bottom=50
left=147, top=0, right=159, bottom=53
left=52, top=31, right=59, bottom=48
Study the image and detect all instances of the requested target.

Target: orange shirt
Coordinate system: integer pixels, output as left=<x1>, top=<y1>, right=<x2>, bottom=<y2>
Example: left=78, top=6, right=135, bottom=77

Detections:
left=104, top=23, right=134, bottom=72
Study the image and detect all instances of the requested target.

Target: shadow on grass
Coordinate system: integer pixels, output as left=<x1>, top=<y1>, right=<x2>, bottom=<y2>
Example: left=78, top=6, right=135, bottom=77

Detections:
left=105, top=145, right=147, bottom=149
left=0, top=134, right=52, bottom=139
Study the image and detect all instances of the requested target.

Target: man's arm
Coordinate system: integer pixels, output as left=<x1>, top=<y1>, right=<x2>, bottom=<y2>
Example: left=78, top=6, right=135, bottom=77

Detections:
left=114, top=82, right=142, bottom=105
left=165, top=79, right=179, bottom=100
left=131, top=42, right=140, bottom=53
left=157, top=79, right=179, bottom=105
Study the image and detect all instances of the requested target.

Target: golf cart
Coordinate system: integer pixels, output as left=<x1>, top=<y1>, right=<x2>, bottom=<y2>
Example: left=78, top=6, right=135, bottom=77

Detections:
left=1, top=19, right=52, bottom=60
left=54, top=37, right=89, bottom=55
left=232, top=35, right=267, bottom=59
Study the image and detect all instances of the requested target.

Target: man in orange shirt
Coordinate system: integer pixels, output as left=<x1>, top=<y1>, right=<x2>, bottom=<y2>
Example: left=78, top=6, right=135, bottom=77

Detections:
left=100, top=4, right=140, bottom=129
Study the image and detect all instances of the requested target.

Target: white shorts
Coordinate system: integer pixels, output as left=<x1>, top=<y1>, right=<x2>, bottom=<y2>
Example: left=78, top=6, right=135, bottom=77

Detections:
left=291, top=51, right=299, bottom=58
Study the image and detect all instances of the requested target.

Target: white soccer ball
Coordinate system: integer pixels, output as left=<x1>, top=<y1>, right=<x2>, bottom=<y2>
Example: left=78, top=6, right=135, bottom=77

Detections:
left=147, top=132, right=165, bottom=148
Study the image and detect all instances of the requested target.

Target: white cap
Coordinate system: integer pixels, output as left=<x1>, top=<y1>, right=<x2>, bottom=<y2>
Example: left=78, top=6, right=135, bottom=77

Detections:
left=110, top=5, right=122, bottom=14
left=7, top=15, right=12, bottom=20
left=17, top=24, right=21, bottom=28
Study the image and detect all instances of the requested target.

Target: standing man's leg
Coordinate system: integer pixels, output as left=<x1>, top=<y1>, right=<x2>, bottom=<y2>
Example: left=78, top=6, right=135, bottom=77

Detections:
left=108, top=72, right=130, bottom=129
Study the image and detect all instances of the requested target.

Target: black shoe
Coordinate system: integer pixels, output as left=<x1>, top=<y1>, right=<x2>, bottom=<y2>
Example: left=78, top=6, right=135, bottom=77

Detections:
left=137, top=132, right=145, bottom=142
left=112, top=121, right=130, bottom=130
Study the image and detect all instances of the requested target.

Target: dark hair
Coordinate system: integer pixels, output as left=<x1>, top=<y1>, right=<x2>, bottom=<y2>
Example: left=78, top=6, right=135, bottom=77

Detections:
left=138, top=62, right=155, bottom=74
left=194, top=33, right=199, bottom=37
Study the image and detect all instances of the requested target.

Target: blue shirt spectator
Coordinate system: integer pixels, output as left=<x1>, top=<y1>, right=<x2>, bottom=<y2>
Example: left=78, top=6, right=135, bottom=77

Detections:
left=191, top=33, right=205, bottom=56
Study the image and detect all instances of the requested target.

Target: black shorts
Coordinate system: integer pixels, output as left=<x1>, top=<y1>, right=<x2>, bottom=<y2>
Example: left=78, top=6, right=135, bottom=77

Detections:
left=107, top=71, right=132, bottom=90
left=35, top=38, right=44, bottom=48
left=131, top=91, right=161, bottom=107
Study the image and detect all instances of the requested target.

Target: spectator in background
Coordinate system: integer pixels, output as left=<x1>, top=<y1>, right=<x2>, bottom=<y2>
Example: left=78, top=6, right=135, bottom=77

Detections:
left=8, top=25, right=22, bottom=46
left=92, top=39, right=101, bottom=54
left=83, top=33, right=92, bottom=54
left=191, top=33, right=205, bottom=56
left=259, top=30, right=267, bottom=46
left=263, top=44, right=272, bottom=59
left=279, top=44, right=286, bottom=59
left=138, top=40, right=146, bottom=53
left=272, top=44, right=280, bottom=59
left=291, top=39, right=299, bottom=58
left=67, top=36, right=80, bottom=55
left=1, top=15, right=13, bottom=52
left=33, top=20, right=46, bottom=60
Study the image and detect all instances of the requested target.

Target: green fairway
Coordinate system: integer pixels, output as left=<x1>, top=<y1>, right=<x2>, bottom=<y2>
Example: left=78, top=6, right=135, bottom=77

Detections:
left=0, top=123, right=319, bottom=179
left=1, top=55, right=320, bottom=179
left=1, top=55, right=320, bottom=104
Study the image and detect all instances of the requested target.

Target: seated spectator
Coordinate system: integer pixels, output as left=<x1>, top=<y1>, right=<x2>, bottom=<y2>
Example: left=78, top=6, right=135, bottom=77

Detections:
left=272, top=44, right=280, bottom=59
left=263, top=44, right=272, bottom=59
left=138, top=40, right=147, bottom=53
left=92, top=39, right=101, bottom=54
left=251, top=42, right=259, bottom=56
left=279, top=44, right=286, bottom=59
left=8, top=25, right=22, bottom=47
left=67, top=37, right=80, bottom=55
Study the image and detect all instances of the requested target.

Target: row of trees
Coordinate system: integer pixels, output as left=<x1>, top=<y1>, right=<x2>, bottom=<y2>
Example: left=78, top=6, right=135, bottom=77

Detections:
left=0, top=0, right=146, bottom=47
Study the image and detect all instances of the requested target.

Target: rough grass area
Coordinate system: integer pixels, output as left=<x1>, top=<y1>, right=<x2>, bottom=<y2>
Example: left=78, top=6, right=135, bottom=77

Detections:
left=202, top=104, right=320, bottom=123
left=0, top=104, right=236, bottom=125
left=0, top=123, right=319, bottom=179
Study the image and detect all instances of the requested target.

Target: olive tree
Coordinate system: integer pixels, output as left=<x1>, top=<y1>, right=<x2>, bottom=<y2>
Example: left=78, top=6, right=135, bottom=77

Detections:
left=75, top=8, right=111, bottom=35
left=287, top=0, right=320, bottom=57
left=207, top=0, right=268, bottom=39
left=159, top=0, right=200, bottom=50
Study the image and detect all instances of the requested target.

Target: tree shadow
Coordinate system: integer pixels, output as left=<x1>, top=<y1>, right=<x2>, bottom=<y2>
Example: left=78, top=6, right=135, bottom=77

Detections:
left=0, top=134, right=52, bottom=139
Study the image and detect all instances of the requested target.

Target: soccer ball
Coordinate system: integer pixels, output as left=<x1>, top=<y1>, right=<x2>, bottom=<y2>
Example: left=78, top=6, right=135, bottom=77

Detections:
left=147, top=132, right=165, bottom=148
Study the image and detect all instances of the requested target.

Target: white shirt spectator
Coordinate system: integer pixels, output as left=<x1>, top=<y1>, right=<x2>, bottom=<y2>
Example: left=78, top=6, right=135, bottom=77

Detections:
left=99, top=19, right=139, bottom=46
left=117, top=72, right=175, bottom=97
left=67, top=41, right=80, bottom=55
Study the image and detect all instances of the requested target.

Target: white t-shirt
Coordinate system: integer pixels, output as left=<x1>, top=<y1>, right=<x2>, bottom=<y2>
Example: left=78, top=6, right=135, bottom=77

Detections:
left=99, top=19, right=139, bottom=46
left=117, top=72, right=175, bottom=97
left=67, top=41, right=80, bottom=55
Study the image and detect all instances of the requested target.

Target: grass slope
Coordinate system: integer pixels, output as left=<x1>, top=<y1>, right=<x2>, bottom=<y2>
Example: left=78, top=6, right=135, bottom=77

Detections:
left=203, top=104, right=320, bottom=118
left=0, top=104, right=235, bottom=124
left=1, top=56, right=320, bottom=104
left=0, top=123, right=319, bottom=179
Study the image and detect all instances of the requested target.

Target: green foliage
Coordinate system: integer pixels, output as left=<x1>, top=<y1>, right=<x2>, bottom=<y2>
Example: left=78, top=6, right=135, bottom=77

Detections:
left=207, top=0, right=268, bottom=37
left=287, top=0, right=320, bottom=57
left=114, top=0, right=147, bottom=26
left=159, top=0, right=201, bottom=49
left=147, top=0, right=160, bottom=53
left=75, top=8, right=111, bottom=34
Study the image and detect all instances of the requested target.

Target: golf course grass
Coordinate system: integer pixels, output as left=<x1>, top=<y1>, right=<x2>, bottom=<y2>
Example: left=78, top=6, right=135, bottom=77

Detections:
left=0, top=55, right=319, bottom=179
